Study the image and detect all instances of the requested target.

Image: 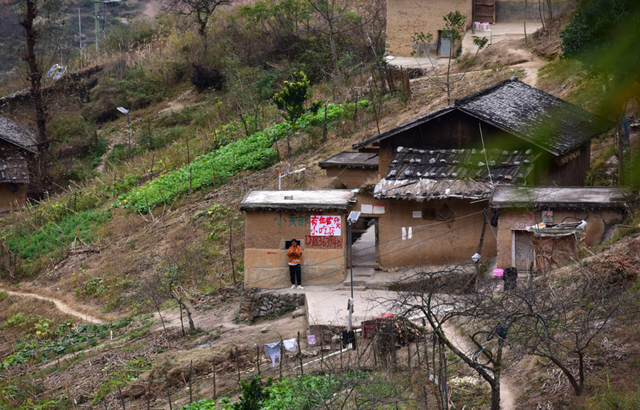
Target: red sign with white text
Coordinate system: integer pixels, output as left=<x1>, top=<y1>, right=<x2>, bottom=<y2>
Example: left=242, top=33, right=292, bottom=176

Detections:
left=310, top=215, right=342, bottom=236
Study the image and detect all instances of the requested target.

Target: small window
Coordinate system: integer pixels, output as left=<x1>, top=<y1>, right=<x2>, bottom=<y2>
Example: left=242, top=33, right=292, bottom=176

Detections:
left=283, top=239, right=304, bottom=250
left=422, top=209, right=436, bottom=220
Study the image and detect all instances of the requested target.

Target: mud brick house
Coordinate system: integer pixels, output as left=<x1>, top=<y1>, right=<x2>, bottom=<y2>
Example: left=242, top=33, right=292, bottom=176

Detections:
left=240, top=189, right=356, bottom=289
left=489, top=186, right=630, bottom=272
left=319, top=152, right=379, bottom=189
left=0, top=115, right=37, bottom=212
left=345, top=77, right=613, bottom=268
left=386, top=0, right=576, bottom=56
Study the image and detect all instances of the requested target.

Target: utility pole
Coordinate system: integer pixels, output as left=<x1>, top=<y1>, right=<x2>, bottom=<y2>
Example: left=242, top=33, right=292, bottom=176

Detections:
left=94, top=1, right=99, bottom=51
left=346, top=211, right=360, bottom=333
left=78, top=8, right=83, bottom=68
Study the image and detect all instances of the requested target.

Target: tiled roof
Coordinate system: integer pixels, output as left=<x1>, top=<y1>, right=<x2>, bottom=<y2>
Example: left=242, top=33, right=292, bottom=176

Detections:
left=373, top=146, right=535, bottom=201
left=0, top=115, right=37, bottom=153
left=353, top=77, right=614, bottom=156
left=490, top=186, right=631, bottom=209
left=318, top=152, right=378, bottom=169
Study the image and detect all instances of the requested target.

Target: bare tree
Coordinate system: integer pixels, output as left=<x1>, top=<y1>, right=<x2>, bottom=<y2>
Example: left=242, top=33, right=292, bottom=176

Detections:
left=387, top=265, right=525, bottom=410
left=168, top=0, right=233, bottom=61
left=508, top=266, right=633, bottom=396
left=14, top=0, right=64, bottom=174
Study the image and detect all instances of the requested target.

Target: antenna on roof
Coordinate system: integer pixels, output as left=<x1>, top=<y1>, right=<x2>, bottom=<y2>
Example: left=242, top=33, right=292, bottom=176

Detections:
left=278, top=164, right=306, bottom=190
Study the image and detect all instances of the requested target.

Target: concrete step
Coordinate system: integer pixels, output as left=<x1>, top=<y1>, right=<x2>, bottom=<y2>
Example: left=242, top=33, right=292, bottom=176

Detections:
left=338, top=285, right=367, bottom=292
left=349, top=266, right=375, bottom=276
left=342, top=279, right=369, bottom=287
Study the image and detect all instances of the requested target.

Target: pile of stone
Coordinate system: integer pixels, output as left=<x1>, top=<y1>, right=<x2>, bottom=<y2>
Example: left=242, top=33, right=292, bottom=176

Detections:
left=238, top=291, right=306, bottom=322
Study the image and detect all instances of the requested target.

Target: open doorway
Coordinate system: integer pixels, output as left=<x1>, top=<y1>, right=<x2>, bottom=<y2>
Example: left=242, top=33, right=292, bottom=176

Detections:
left=350, top=217, right=378, bottom=268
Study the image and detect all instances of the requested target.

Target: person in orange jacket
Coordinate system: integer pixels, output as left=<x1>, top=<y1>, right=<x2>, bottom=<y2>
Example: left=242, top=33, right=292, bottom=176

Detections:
left=287, top=239, right=304, bottom=289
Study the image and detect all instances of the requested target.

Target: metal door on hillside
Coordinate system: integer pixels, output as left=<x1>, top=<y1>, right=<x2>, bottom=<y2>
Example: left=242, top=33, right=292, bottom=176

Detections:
left=474, top=0, right=496, bottom=24
left=438, top=32, right=451, bottom=57
left=513, top=230, right=534, bottom=272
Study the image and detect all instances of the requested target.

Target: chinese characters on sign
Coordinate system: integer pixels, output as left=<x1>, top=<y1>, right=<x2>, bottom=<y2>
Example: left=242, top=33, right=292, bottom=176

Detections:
left=310, top=215, right=342, bottom=236
left=305, top=236, right=343, bottom=249
left=273, top=212, right=311, bottom=227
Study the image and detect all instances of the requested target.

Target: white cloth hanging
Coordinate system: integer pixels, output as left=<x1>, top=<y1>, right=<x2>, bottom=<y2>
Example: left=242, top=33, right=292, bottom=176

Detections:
left=283, top=338, right=297, bottom=352
left=264, top=341, right=281, bottom=367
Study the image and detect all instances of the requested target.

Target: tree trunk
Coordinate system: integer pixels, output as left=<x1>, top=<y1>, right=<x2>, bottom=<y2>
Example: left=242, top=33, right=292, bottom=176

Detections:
left=20, top=0, right=48, bottom=169
left=617, top=120, right=625, bottom=185
left=179, top=299, right=196, bottom=332
left=228, top=220, right=236, bottom=284
left=548, top=356, right=582, bottom=395
left=490, top=381, right=501, bottom=410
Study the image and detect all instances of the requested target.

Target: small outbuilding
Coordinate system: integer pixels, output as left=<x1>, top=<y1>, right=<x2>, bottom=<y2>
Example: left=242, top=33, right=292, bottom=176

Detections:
left=319, top=151, right=379, bottom=189
left=0, top=115, right=36, bottom=212
left=240, top=189, right=355, bottom=289
left=489, top=186, right=630, bottom=272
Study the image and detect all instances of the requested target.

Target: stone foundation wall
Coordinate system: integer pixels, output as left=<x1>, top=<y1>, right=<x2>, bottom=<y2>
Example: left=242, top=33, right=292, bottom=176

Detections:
left=239, top=290, right=306, bottom=322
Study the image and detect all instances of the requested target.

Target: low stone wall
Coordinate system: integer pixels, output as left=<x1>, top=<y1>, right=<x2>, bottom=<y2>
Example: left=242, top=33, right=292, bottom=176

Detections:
left=239, top=290, right=306, bottom=322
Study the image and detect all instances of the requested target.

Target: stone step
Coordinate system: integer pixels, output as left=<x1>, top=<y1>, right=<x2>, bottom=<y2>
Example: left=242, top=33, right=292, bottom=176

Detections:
left=353, top=263, right=376, bottom=269
left=348, top=267, right=375, bottom=277
left=342, top=279, right=369, bottom=287
left=338, top=285, right=367, bottom=292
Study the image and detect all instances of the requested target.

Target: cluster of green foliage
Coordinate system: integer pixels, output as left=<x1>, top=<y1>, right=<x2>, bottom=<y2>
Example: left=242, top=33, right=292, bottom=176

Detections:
left=180, top=372, right=368, bottom=410
left=116, top=103, right=353, bottom=212
left=0, top=318, right=133, bottom=371
left=4, top=209, right=110, bottom=262
left=1, top=313, right=56, bottom=338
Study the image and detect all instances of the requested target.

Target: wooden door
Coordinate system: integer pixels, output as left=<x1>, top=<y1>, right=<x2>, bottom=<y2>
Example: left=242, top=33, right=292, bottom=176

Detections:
left=474, top=0, right=496, bottom=24
left=513, top=230, right=534, bottom=271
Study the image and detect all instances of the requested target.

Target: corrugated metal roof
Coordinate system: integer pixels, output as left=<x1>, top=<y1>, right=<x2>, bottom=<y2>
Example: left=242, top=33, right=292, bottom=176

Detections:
left=0, top=115, right=37, bottom=153
left=0, top=157, right=30, bottom=184
left=373, top=146, right=535, bottom=201
left=353, top=77, right=614, bottom=156
left=318, top=151, right=379, bottom=169
left=489, top=186, right=631, bottom=209
left=240, top=189, right=354, bottom=212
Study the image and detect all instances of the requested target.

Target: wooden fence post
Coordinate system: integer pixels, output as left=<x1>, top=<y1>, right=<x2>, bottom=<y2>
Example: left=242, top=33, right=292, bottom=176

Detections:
left=297, top=332, right=303, bottom=376
left=256, top=345, right=261, bottom=376
left=236, top=346, right=241, bottom=384
left=212, top=359, right=217, bottom=400
left=189, top=360, right=193, bottom=404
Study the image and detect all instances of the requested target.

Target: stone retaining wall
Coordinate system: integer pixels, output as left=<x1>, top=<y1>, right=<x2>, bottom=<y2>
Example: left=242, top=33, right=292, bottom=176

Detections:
left=239, top=289, right=306, bottom=322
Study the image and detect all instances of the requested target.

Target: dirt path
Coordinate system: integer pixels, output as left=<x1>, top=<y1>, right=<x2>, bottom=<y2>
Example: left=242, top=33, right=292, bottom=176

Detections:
left=4, top=290, right=102, bottom=324
left=442, top=322, right=517, bottom=410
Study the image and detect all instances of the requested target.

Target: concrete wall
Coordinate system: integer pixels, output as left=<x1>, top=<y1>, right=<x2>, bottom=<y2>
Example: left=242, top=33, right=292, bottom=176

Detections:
left=496, top=0, right=576, bottom=22
left=356, top=193, right=496, bottom=268
left=386, top=0, right=472, bottom=57
left=243, top=210, right=348, bottom=288
left=496, top=207, right=625, bottom=269
left=0, top=183, right=27, bottom=212
left=324, top=167, right=379, bottom=189
left=385, top=0, right=576, bottom=56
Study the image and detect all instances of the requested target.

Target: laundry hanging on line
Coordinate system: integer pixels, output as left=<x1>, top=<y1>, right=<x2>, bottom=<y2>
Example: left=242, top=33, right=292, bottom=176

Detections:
left=264, top=341, right=281, bottom=367
left=283, top=338, right=297, bottom=352
left=307, top=334, right=316, bottom=345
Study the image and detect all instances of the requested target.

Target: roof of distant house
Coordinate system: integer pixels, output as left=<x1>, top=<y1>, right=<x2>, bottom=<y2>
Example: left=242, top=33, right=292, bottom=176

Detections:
left=353, top=77, right=614, bottom=156
left=0, top=115, right=37, bottom=153
left=373, top=146, right=535, bottom=201
left=318, top=151, right=379, bottom=169
left=489, top=186, right=631, bottom=209
left=240, top=190, right=354, bottom=212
